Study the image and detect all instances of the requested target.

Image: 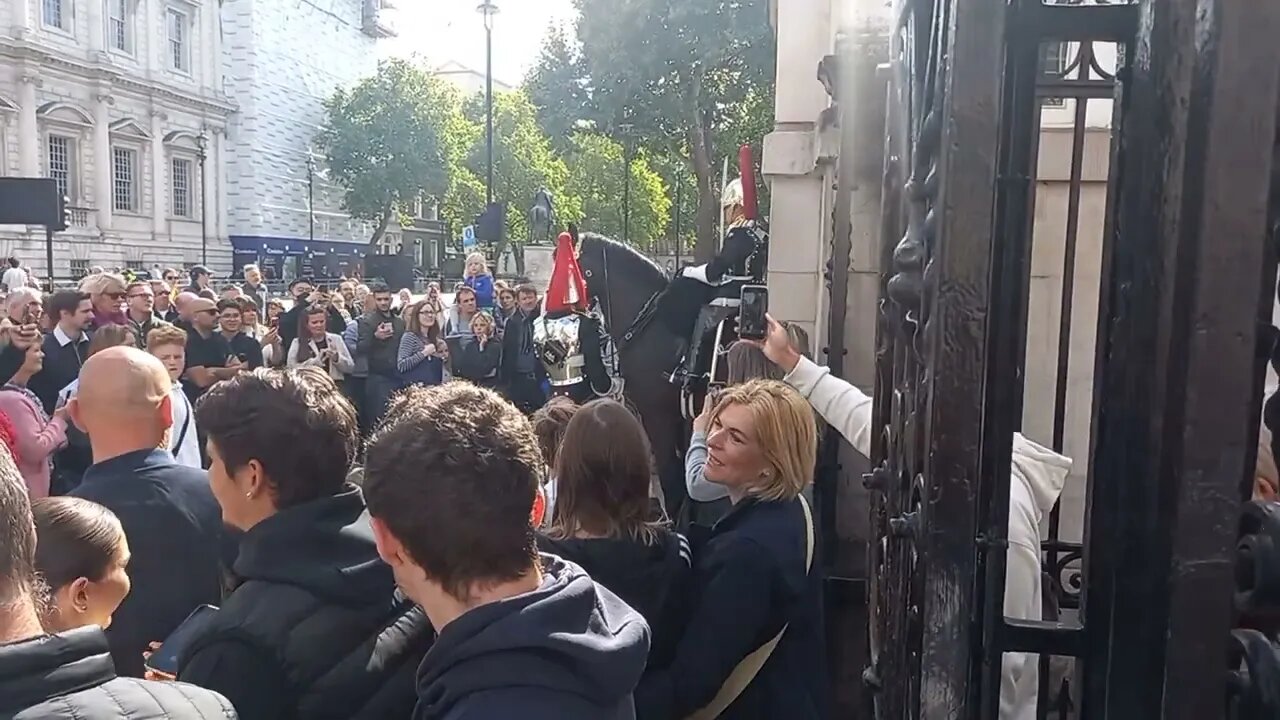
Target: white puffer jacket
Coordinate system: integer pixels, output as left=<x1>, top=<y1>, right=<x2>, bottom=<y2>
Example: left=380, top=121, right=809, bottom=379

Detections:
left=783, top=356, right=1070, bottom=720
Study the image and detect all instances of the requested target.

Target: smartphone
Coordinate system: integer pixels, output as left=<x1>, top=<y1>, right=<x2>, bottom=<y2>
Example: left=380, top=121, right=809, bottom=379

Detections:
left=737, top=284, right=768, bottom=341
left=269, top=316, right=279, bottom=329
left=145, top=604, right=219, bottom=678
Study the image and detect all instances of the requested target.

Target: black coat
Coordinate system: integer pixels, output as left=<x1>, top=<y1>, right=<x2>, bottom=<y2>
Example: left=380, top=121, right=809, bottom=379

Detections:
left=179, top=485, right=430, bottom=720
left=28, top=330, right=90, bottom=414
left=355, top=310, right=405, bottom=377
left=0, top=625, right=236, bottom=719
left=454, top=337, right=502, bottom=386
left=70, top=449, right=226, bottom=678
left=538, top=530, right=690, bottom=670
left=634, top=497, right=828, bottom=720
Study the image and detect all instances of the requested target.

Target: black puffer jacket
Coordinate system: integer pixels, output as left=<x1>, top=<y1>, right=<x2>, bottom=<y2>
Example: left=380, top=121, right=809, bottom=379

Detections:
left=178, top=484, right=430, bottom=720
left=0, top=625, right=236, bottom=719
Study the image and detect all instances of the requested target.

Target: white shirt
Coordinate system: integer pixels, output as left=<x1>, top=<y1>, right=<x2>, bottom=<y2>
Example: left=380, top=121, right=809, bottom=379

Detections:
left=168, top=385, right=202, bottom=468
left=2, top=267, right=27, bottom=292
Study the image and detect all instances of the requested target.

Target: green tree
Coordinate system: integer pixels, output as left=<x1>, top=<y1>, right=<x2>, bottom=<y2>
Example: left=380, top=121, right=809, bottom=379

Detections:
left=524, top=26, right=597, bottom=153
left=565, top=133, right=670, bottom=251
left=523, top=0, right=775, bottom=260
left=318, top=59, right=468, bottom=247
left=457, top=91, right=582, bottom=270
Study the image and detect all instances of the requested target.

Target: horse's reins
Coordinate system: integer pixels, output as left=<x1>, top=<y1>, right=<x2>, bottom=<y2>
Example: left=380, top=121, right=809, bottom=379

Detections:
left=591, top=240, right=661, bottom=356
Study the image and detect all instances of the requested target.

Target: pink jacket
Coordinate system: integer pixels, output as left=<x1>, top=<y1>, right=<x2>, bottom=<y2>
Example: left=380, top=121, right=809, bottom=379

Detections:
left=0, top=390, right=67, bottom=499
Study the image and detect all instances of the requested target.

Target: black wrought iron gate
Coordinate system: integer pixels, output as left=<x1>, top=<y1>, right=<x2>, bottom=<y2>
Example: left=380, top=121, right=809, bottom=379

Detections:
left=861, top=0, right=1280, bottom=718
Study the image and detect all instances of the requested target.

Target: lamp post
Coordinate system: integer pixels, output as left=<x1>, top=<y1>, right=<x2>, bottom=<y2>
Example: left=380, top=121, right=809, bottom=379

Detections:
left=195, top=129, right=208, bottom=266
left=306, top=153, right=315, bottom=244
left=477, top=1, right=499, bottom=206
left=619, top=123, right=633, bottom=246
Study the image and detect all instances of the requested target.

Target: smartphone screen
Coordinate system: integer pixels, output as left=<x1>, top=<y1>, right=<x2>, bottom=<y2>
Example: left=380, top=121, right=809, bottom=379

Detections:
left=145, top=604, right=219, bottom=677
left=737, top=284, right=768, bottom=340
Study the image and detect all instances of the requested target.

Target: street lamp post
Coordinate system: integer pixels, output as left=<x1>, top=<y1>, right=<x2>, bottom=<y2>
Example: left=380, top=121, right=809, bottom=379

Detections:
left=306, top=154, right=315, bottom=244
left=619, top=123, right=633, bottom=246
left=477, top=1, right=499, bottom=206
left=195, top=129, right=208, bottom=266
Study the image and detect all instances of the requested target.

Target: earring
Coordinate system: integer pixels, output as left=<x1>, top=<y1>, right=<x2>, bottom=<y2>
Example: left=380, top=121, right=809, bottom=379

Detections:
left=245, top=492, right=252, bottom=499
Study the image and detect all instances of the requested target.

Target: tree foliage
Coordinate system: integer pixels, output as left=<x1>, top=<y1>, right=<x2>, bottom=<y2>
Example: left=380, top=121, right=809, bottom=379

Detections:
left=319, top=59, right=467, bottom=247
left=524, top=0, right=776, bottom=260
left=565, top=133, right=670, bottom=251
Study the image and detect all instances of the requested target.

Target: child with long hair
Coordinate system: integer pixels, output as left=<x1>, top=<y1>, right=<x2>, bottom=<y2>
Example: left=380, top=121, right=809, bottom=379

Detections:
left=463, top=252, right=495, bottom=310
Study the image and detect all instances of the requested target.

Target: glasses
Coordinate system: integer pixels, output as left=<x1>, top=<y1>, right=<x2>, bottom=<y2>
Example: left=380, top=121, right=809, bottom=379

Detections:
left=128, top=293, right=153, bottom=299
left=198, top=309, right=218, bottom=315
left=105, top=291, right=126, bottom=300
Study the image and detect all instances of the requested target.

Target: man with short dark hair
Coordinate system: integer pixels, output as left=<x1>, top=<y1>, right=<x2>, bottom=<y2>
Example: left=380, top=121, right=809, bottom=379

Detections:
left=178, top=368, right=429, bottom=719
left=0, top=441, right=237, bottom=718
left=441, top=286, right=479, bottom=343
left=68, top=347, right=225, bottom=678
left=356, top=282, right=404, bottom=426
left=501, top=285, right=546, bottom=414
left=364, top=383, right=648, bottom=719
left=29, top=289, right=93, bottom=413
left=216, top=299, right=263, bottom=370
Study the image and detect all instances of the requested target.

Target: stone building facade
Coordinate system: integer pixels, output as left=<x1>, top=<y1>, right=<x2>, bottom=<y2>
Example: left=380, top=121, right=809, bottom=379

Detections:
left=222, top=0, right=394, bottom=283
left=0, top=0, right=234, bottom=279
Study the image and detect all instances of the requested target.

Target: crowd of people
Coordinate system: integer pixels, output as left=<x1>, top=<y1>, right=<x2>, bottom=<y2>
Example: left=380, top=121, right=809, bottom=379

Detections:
left=0, top=247, right=852, bottom=720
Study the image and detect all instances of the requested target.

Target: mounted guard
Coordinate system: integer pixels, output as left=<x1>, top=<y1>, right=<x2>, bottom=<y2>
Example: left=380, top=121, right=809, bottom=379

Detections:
left=532, top=231, right=619, bottom=404
left=660, top=145, right=768, bottom=414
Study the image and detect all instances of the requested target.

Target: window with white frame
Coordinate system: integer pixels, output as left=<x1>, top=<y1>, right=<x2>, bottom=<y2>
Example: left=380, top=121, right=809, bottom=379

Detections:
left=47, top=134, right=77, bottom=202
left=107, top=0, right=134, bottom=54
left=167, top=7, right=190, bottom=72
left=69, top=259, right=89, bottom=280
left=171, top=156, right=192, bottom=217
left=42, top=0, right=72, bottom=32
left=112, top=146, right=138, bottom=212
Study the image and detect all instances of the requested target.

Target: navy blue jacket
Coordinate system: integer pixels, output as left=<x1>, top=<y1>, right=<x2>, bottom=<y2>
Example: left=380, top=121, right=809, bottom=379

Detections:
left=413, top=555, right=650, bottom=720
left=71, top=449, right=225, bottom=678
left=635, top=496, right=829, bottom=720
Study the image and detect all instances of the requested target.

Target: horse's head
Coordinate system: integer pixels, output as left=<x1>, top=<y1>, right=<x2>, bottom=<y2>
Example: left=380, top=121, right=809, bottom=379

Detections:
left=574, top=232, right=669, bottom=345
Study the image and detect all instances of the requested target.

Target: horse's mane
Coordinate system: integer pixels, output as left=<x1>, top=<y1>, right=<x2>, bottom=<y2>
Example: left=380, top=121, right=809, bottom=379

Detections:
left=578, top=232, right=670, bottom=285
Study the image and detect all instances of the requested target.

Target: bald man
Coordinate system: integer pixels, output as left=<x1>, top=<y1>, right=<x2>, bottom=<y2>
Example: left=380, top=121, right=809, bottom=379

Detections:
left=69, top=347, right=225, bottom=677
left=174, top=291, right=199, bottom=328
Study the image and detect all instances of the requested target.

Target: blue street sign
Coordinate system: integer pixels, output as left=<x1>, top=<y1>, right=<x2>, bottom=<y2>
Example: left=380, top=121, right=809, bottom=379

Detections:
left=462, top=225, right=477, bottom=248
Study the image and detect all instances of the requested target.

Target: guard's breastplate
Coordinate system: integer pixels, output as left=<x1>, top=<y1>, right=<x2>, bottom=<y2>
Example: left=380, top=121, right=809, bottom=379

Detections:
left=533, top=314, right=586, bottom=386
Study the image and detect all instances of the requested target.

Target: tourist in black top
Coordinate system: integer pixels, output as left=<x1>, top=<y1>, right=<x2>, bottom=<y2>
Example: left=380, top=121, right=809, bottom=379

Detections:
left=216, top=299, right=264, bottom=370
left=179, top=368, right=429, bottom=719
left=66, top=348, right=225, bottom=678
left=181, top=297, right=240, bottom=403
left=29, top=290, right=93, bottom=414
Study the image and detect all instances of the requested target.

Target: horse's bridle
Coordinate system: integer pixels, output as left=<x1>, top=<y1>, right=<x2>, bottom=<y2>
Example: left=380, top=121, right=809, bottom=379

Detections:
left=583, top=240, right=662, bottom=354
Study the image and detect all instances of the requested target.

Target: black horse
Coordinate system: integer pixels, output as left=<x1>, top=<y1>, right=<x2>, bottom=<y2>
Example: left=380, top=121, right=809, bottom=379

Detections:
left=574, top=232, right=692, bottom=517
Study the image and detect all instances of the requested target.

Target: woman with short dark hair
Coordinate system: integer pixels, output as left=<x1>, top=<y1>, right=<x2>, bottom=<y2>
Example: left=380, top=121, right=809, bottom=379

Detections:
left=538, top=399, right=690, bottom=671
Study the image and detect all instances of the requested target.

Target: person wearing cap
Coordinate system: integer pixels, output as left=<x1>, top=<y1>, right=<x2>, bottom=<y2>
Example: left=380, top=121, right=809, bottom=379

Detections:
left=531, top=233, right=616, bottom=406
left=185, top=266, right=212, bottom=295
left=181, top=296, right=242, bottom=406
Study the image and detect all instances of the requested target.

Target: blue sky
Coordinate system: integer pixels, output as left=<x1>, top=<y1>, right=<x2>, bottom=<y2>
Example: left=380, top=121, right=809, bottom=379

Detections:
left=383, top=0, right=578, bottom=86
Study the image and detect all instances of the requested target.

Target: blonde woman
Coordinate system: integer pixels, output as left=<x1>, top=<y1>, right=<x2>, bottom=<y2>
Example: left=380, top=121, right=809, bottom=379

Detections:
left=463, top=252, right=495, bottom=310
left=454, top=312, right=501, bottom=388
left=636, top=379, right=824, bottom=720
left=79, top=272, right=128, bottom=329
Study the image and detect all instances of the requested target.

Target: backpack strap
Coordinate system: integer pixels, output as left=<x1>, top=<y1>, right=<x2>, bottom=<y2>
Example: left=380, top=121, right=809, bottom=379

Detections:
left=172, top=391, right=193, bottom=459
left=686, top=494, right=815, bottom=720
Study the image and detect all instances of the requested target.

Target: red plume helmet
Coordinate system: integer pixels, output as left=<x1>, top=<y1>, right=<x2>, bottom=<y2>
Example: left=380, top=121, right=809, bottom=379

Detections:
left=545, top=232, right=588, bottom=314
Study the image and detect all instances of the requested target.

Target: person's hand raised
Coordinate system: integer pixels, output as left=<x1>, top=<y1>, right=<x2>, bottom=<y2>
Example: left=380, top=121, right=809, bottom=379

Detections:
left=693, top=389, right=720, bottom=434
left=751, top=314, right=801, bottom=374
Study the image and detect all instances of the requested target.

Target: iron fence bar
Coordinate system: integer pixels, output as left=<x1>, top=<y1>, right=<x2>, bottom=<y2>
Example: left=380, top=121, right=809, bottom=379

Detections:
left=1019, top=3, right=1138, bottom=43
left=1077, top=1, right=1280, bottom=718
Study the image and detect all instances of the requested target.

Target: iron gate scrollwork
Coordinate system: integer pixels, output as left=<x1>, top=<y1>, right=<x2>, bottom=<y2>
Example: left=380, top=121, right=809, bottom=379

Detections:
left=863, top=0, right=1280, bottom=718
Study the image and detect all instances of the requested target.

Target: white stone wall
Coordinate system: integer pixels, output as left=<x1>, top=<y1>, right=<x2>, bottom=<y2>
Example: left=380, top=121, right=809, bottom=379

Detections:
left=222, top=0, right=378, bottom=248
left=0, top=0, right=234, bottom=278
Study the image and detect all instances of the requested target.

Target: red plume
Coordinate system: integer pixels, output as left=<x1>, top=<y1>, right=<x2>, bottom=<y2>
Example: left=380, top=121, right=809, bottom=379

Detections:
left=0, top=411, right=19, bottom=465
left=545, top=232, right=589, bottom=313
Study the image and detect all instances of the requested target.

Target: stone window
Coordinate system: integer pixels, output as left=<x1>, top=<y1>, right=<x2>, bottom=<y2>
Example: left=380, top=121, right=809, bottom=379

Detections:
left=42, top=0, right=72, bottom=32
left=107, top=0, right=135, bottom=54
left=112, top=146, right=138, bottom=212
left=171, top=156, right=192, bottom=218
left=167, top=6, right=190, bottom=72
left=47, top=134, right=76, bottom=202
left=69, top=259, right=89, bottom=280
